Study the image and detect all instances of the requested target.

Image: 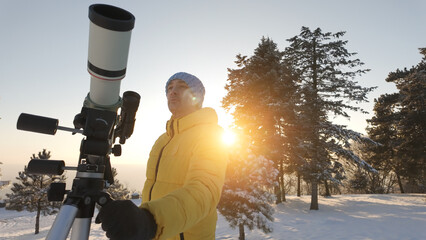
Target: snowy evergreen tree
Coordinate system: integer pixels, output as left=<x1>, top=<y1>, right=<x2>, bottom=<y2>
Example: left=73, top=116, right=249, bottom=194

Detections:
left=366, top=93, right=403, bottom=192
left=0, top=161, right=8, bottom=191
left=387, top=49, right=425, bottom=192
left=222, top=37, right=301, bottom=203
left=348, top=141, right=396, bottom=194
left=218, top=131, right=278, bottom=240
left=367, top=48, right=426, bottom=193
left=283, top=27, right=376, bottom=210
left=106, top=167, right=130, bottom=200
left=349, top=168, right=369, bottom=193
left=0, top=161, right=3, bottom=186
left=6, top=149, right=66, bottom=234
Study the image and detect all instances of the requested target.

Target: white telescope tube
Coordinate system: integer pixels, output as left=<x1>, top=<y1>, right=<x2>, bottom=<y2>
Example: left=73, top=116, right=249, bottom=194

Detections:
left=87, top=4, right=135, bottom=107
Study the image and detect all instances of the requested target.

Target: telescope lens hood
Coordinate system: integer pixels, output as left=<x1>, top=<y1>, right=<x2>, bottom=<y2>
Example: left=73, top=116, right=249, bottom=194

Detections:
left=89, top=4, right=135, bottom=32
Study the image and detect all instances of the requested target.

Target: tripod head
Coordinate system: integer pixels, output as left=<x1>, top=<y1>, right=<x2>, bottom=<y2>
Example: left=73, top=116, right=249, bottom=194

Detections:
left=18, top=86, right=140, bottom=179
left=17, top=89, right=140, bottom=198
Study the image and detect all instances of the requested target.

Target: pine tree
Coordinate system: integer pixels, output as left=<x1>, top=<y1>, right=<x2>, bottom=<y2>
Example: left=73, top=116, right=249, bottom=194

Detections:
left=222, top=37, right=300, bottom=203
left=350, top=141, right=397, bottom=194
left=106, top=167, right=130, bottom=200
left=283, top=27, right=376, bottom=210
left=349, top=168, right=369, bottom=193
left=0, top=161, right=3, bottom=186
left=0, top=161, right=8, bottom=190
left=6, top=149, right=66, bottom=234
left=366, top=93, right=404, bottom=192
left=369, top=48, right=426, bottom=192
left=277, top=57, right=305, bottom=201
left=389, top=50, right=425, bottom=192
left=218, top=131, right=278, bottom=240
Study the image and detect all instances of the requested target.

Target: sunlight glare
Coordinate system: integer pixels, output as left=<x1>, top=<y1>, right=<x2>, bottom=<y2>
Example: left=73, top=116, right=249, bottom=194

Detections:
left=222, top=129, right=237, bottom=146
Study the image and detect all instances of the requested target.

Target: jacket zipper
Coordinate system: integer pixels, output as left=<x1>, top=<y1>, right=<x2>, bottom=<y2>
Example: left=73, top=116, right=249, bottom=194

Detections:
left=148, top=120, right=175, bottom=201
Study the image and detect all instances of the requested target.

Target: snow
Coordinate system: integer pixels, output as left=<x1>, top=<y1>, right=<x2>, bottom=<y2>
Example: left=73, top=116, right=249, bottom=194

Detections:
left=1, top=194, right=425, bottom=240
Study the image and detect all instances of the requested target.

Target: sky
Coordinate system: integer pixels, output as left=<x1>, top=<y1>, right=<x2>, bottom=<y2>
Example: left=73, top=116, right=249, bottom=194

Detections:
left=1, top=0, right=425, bottom=190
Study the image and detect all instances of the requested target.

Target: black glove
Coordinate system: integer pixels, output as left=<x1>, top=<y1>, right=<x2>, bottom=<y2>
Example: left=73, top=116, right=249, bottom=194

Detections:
left=95, top=200, right=157, bottom=240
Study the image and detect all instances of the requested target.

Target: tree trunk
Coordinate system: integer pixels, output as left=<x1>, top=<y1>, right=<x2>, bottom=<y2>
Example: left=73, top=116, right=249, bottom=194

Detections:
left=239, top=223, right=245, bottom=240
left=396, top=172, right=404, bottom=193
left=275, top=185, right=282, bottom=204
left=35, top=200, right=40, bottom=234
left=281, top=178, right=286, bottom=202
left=275, top=165, right=282, bottom=204
left=297, top=172, right=301, bottom=197
left=310, top=180, right=319, bottom=210
left=310, top=38, right=319, bottom=211
left=35, top=176, right=43, bottom=234
left=280, top=164, right=286, bottom=202
left=324, top=180, right=331, bottom=197
left=275, top=160, right=282, bottom=204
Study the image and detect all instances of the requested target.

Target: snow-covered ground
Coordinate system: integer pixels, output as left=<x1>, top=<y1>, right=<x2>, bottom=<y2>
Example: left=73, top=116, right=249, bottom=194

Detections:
left=0, top=194, right=425, bottom=240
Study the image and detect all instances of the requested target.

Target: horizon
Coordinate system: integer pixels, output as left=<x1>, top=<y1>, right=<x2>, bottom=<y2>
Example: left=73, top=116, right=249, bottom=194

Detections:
left=0, top=162, right=147, bottom=196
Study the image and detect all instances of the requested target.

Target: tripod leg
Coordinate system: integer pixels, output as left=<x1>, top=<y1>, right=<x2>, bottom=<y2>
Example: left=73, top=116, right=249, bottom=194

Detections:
left=70, top=218, right=92, bottom=240
left=46, top=205, right=78, bottom=240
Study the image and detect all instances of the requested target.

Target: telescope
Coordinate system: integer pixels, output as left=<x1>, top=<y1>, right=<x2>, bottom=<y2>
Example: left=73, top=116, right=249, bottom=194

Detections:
left=16, top=4, right=137, bottom=240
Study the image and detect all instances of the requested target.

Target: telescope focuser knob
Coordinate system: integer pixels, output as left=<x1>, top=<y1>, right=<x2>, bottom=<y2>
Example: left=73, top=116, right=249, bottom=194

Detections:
left=73, top=113, right=86, bottom=130
left=112, top=144, right=122, bottom=157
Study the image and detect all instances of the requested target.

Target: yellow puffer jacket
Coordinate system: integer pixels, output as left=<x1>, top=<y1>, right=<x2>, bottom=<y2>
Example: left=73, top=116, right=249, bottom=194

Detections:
left=141, top=107, right=228, bottom=240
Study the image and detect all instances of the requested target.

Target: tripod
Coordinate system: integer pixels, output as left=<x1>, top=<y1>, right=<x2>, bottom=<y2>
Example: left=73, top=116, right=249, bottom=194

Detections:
left=19, top=91, right=140, bottom=240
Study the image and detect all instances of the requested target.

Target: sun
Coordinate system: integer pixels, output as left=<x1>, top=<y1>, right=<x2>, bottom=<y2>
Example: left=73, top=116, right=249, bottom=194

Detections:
left=222, top=129, right=237, bottom=146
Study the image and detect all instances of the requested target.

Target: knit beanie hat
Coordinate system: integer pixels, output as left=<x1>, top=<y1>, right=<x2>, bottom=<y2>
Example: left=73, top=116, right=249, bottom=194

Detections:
left=165, top=72, right=205, bottom=106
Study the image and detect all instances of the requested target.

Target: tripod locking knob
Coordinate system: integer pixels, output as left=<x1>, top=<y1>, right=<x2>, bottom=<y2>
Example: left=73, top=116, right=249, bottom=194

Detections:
left=112, top=144, right=122, bottom=156
left=48, top=182, right=66, bottom=202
